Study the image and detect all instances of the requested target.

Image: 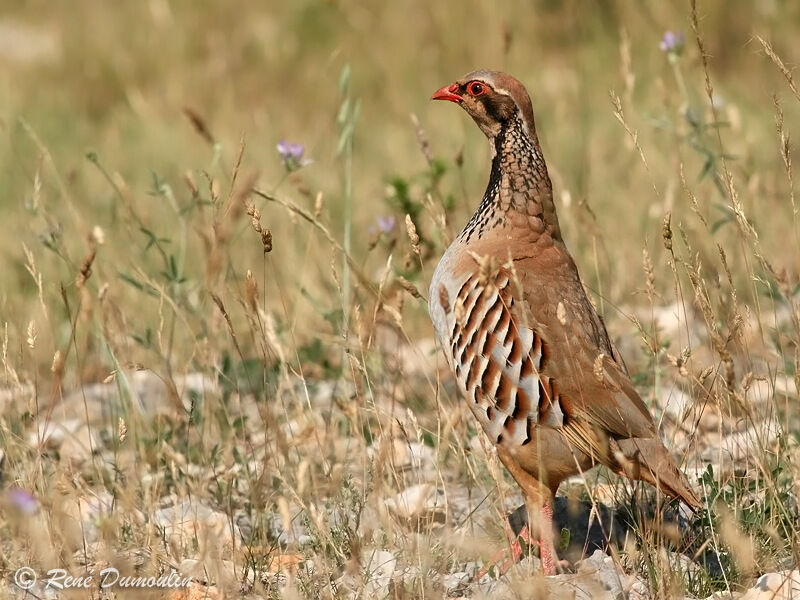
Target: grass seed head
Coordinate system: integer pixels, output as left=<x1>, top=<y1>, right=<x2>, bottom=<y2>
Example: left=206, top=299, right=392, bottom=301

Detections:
left=405, top=214, right=420, bottom=256
left=662, top=212, right=673, bottom=251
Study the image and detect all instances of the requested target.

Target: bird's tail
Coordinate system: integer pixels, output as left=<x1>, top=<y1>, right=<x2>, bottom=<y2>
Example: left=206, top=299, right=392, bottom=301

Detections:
left=614, top=437, right=702, bottom=510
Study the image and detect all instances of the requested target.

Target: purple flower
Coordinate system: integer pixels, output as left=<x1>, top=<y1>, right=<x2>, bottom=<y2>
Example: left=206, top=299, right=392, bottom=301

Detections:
left=277, top=140, right=311, bottom=172
left=660, top=31, right=685, bottom=55
left=5, top=487, right=38, bottom=515
left=376, top=215, right=396, bottom=234
left=277, top=140, right=304, bottom=161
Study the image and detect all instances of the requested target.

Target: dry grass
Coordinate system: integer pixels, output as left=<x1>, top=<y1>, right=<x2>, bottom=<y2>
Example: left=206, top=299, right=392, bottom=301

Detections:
left=1, top=1, right=799, bottom=598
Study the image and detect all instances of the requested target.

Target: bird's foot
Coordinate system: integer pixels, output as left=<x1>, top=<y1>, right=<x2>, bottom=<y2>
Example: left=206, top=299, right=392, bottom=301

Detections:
left=474, top=524, right=560, bottom=580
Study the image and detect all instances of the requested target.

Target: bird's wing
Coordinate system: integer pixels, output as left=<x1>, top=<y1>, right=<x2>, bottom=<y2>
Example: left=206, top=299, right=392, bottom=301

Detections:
left=442, top=256, right=655, bottom=450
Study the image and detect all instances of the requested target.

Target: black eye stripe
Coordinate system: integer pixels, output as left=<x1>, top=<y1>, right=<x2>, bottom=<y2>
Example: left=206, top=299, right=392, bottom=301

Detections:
left=482, top=95, right=502, bottom=115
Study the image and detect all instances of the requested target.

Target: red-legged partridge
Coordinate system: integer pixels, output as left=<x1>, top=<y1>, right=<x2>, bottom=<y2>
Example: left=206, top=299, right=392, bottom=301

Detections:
left=429, top=70, right=701, bottom=576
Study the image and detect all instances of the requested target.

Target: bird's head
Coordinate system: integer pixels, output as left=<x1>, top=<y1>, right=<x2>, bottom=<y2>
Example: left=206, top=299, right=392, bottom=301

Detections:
left=431, top=70, right=537, bottom=141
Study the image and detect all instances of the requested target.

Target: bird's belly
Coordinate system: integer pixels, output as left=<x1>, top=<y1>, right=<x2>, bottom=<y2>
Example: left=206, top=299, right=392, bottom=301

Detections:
left=504, top=425, right=596, bottom=485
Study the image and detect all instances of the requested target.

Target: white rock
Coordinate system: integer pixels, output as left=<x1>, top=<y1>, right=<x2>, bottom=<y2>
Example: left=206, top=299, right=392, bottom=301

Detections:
left=741, top=376, right=797, bottom=411
left=29, top=418, right=79, bottom=448
left=627, top=576, right=650, bottom=600
left=309, top=378, right=356, bottom=410
left=547, top=575, right=610, bottom=600
left=362, top=549, right=396, bottom=597
left=744, top=379, right=774, bottom=406
left=573, top=549, right=625, bottom=600
left=58, top=423, right=101, bottom=464
left=28, top=418, right=101, bottom=463
left=79, top=490, right=114, bottom=522
left=774, top=376, right=798, bottom=400
left=48, top=371, right=219, bottom=425
left=0, top=383, right=34, bottom=411
left=472, top=576, right=517, bottom=599
left=657, top=385, right=693, bottom=420
left=69, top=489, right=115, bottom=543
left=384, top=483, right=446, bottom=522
left=268, top=509, right=311, bottom=546
left=700, top=418, right=780, bottom=463
left=635, top=302, right=703, bottom=346
left=739, top=570, right=800, bottom=600
left=57, top=383, right=115, bottom=422
left=442, top=571, right=470, bottom=596
left=663, top=549, right=704, bottom=575
left=133, top=370, right=216, bottom=416
left=178, top=372, right=219, bottom=397
left=405, top=441, right=436, bottom=471
left=154, top=501, right=238, bottom=555
left=368, top=438, right=435, bottom=472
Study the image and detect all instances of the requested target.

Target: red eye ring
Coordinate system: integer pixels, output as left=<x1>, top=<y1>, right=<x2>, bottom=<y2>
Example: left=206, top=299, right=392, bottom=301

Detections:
left=467, top=81, right=486, bottom=96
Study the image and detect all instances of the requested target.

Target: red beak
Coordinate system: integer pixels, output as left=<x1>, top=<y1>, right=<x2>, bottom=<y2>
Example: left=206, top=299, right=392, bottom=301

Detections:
left=431, top=83, right=462, bottom=103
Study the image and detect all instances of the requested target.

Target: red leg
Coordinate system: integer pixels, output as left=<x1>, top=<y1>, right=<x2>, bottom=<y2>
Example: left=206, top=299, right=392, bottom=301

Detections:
left=474, top=500, right=557, bottom=579
left=537, top=499, right=557, bottom=575
left=486, top=449, right=561, bottom=578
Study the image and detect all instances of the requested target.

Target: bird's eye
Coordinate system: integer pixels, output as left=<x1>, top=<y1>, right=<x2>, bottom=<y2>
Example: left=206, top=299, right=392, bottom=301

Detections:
left=467, top=82, right=486, bottom=96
